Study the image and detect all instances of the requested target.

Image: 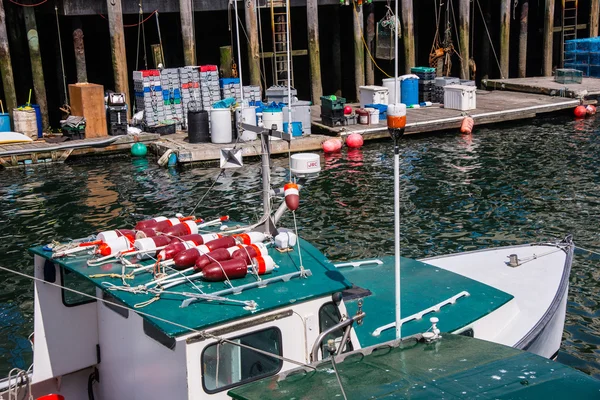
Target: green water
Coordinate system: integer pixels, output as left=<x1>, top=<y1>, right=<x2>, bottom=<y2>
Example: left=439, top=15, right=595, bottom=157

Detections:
left=0, top=115, right=599, bottom=378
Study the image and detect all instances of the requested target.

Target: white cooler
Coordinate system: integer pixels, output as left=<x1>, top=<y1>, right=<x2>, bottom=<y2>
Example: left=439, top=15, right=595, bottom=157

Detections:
left=443, top=85, right=477, bottom=111
left=359, top=85, right=389, bottom=108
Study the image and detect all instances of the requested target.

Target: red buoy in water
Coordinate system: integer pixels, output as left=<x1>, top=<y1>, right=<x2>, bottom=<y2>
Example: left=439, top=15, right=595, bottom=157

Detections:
left=322, top=138, right=343, bottom=153
left=346, top=133, right=364, bottom=149
left=586, top=105, right=597, bottom=115
left=460, top=116, right=474, bottom=134
left=574, top=105, right=587, bottom=118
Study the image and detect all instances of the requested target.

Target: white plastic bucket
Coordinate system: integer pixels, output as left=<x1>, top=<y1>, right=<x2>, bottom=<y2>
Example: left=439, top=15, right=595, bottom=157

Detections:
left=236, top=106, right=257, bottom=141
left=262, top=108, right=283, bottom=141
left=382, top=78, right=401, bottom=104
left=210, top=108, right=233, bottom=144
left=367, top=108, right=379, bottom=124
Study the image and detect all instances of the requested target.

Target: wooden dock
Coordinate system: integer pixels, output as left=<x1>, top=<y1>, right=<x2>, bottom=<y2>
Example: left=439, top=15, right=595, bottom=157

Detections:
left=483, top=77, right=600, bottom=98
left=312, top=90, right=583, bottom=139
left=0, top=133, right=159, bottom=167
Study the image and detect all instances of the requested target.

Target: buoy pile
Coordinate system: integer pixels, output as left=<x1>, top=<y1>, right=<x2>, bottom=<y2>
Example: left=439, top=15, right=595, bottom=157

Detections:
left=575, top=105, right=596, bottom=118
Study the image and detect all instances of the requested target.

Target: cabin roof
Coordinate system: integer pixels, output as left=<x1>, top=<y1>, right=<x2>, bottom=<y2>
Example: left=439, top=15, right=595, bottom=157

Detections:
left=229, top=334, right=600, bottom=399
left=30, top=238, right=351, bottom=337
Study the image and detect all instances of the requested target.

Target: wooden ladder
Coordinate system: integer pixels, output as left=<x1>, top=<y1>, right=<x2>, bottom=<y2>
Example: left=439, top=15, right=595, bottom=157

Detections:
left=270, top=0, right=294, bottom=87
left=562, top=0, right=579, bottom=67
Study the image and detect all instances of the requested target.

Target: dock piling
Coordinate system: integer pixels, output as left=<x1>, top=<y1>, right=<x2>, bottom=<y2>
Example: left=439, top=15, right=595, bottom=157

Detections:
left=543, top=0, right=555, bottom=77
left=518, top=2, right=528, bottom=78
left=401, top=0, right=415, bottom=74
left=179, top=0, right=196, bottom=66
left=307, top=0, right=323, bottom=104
left=23, top=7, right=48, bottom=130
left=353, top=3, right=365, bottom=100
left=591, top=0, right=599, bottom=37
left=72, top=21, right=88, bottom=83
left=220, top=46, right=233, bottom=78
left=365, top=4, right=375, bottom=85
left=500, top=0, right=511, bottom=78
left=0, top=0, right=17, bottom=117
left=332, top=10, right=342, bottom=97
left=245, top=0, right=261, bottom=87
left=458, top=0, right=470, bottom=80
left=107, top=0, right=131, bottom=118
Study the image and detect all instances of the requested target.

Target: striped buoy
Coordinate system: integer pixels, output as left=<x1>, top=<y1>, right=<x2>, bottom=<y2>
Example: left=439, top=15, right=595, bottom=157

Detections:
left=284, top=182, right=300, bottom=211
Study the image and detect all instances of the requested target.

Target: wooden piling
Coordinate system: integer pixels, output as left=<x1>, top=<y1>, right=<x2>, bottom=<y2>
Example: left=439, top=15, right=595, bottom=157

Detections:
left=107, top=0, right=131, bottom=118
left=543, top=0, right=555, bottom=76
left=591, top=0, right=599, bottom=37
left=244, top=0, right=261, bottom=87
left=365, top=4, right=375, bottom=85
left=458, top=0, right=470, bottom=80
left=23, top=7, right=48, bottom=130
left=500, top=0, right=511, bottom=79
left=332, top=9, right=342, bottom=97
left=220, top=46, right=233, bottom=78
left=518, top=2, right=528, bottom=78
left=480, top=0, right=491, bottom=80
left=401, top=0, right=415, bottom=74
left=353, top=3, right=365, bottom=100
left=307, top=0, right=323, bottom=104
left=179, top=0, right=196, bottom=66
left=72, top=21, right=88, bottom=83
left=0, top=0, right=16, bottom=116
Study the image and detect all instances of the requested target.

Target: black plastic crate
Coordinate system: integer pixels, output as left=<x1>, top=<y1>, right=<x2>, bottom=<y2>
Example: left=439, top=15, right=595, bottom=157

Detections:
left=321, top=115, right=346, bottom=127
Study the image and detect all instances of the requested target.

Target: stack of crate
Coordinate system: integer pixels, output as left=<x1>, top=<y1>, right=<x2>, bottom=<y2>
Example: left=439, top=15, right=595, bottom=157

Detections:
left=179, top=67, right=202, bottom=114
left=160, top=68, right=184, bottom=127
left=133, top=70, right=165, bottom=127
left=433, top=77, right=459, bottom=103
left=243, top=86, right=262, bottom=103
left=220, top=78, right=242, bottom=103
left=199, top=65, right=221, bottom=110
left=564, top=37, right=600, bottom=77
left=412, top=67, right=436, bottom=103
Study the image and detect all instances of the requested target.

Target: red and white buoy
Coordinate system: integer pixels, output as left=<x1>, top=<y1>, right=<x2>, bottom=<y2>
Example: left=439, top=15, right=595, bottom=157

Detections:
left=97, top=229, right=136, bottom=243
left=160, top=220, right=200, bottom=237
left=283, top=182, right=299, bottom=211
left=133, top=236, right=173, bottom=259
left=97, top=236, right=134, bottom=257
left=586, top=105, right=597, bottom=116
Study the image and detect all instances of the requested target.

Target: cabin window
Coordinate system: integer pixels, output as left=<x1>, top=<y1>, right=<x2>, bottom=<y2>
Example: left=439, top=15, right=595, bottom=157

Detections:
left=61, top=267, right=96, bottom=307
left=201, top=327, right=282, bottom=393
left=319, top=303, right=354, bottom=357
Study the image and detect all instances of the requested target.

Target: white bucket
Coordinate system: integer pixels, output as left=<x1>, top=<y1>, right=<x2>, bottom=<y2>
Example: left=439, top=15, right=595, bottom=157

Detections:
left=382, top=77, right=401, bottom=104
left=13, top=109, right=37, bottom=140
left=262, top=108, right=283, bottom=141
left=236, top=106, right=257, bottom=141
left=210, top=108, right=233, bottom=144
left=367, top=108, right=380, bottom=124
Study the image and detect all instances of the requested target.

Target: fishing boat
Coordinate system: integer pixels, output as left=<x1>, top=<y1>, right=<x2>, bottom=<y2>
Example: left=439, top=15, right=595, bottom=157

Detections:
left=2, top=1, right=598, bottom=399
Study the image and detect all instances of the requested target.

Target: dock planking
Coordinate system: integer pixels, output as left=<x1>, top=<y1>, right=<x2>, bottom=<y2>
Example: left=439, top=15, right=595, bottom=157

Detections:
left=483, top=77, right=600, bottom=98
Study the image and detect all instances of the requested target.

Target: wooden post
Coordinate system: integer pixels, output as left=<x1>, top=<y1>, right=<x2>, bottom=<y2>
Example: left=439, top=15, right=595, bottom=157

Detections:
left=365, top=4, right=375, bottom=85
left=220, top=46, right=233, bottom=78
left=107, top=0, right=131, bottom=118
left=245, top=0, right=261, bottom=87
left=179, top=0, right=196, bottom=66
left=480, top=0, right=491, bottom=80
left=72, top=19, right=87, bottom=83
left=307, top=0, right=323, bottom=104
left=353, top=3, right=365, bottom=100
left=591, top=0, right=599, bottom=37
left=543, top=0, right=555, bottom=76
left=332, top=9, right=342, bottom=97
left=500, top=0, right=510, bottom=78
left=458, top=0, right=470, bottom=80
left=0, top=0, right=17, bottom=116
left=23, top=7, right=48, bottom=130
left=401, top=0, right=415, bottom=74
left=518, top=1, right=528, bottom=78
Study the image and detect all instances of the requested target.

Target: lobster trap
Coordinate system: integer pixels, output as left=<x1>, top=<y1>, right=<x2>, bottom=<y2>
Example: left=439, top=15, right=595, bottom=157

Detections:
left=376, top=16, right=401, bottom=60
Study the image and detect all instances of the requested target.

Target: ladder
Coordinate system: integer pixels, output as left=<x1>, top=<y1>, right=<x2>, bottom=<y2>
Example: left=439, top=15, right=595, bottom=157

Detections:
left=270, top=0, right=294, bottom=87
left=562, top=0, right=578, bottom=67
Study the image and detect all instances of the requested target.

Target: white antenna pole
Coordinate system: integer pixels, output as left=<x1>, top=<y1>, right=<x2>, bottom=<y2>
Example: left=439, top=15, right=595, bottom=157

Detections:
left=286, top=0, right=292, bottom=135
left=234, top=0, right=245, bottom=114
left=393, top=0, right=401, bottom=341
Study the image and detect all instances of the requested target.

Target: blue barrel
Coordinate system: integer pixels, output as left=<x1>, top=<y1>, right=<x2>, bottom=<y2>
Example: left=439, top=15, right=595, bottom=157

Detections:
left=0, top=113, right=10, bottom=132
left=401, top=77, right=419, bottom=106
left=31, top=104, right=42, bottom=138
left=283, top=121, right=303, bottom=137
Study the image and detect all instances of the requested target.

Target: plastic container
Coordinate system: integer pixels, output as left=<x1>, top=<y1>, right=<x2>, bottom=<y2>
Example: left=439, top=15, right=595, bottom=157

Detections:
left=31, top=104, right=42, bottom=138
left=283, top=101, right=312, bottom=135
left=236, top=106, right=257, bottom=141
left=400, top=75, right=419, bottom=106
left=0, top=113, right=10, bottom=132
left=443, top=85, right=477, bottom=111
left=210, top=108, right=233, bottom=143
left=555, top=68, right=583, bottom=84
left=356, top=109, right=371, bottom=125
left=188, top=109, right=210, bottom=143
left=283, top=121, right=303, bottom=137
left=13, top=108, right=37, bottom=140
left=366, top=107, right=380, bottom=124
left=359, top=85, right=389, bottom=108
left=382, top=78, right=401, bottom=104
left=262, top=107, right=283, bottom=131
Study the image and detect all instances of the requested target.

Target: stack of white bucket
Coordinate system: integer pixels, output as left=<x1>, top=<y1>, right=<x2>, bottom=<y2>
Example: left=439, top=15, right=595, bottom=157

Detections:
left=133, top=70, right=165, bottom=127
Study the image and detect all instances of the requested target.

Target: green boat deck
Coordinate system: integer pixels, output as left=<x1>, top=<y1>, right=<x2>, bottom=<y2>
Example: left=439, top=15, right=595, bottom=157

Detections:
left=229, top=334, right=600, bottom=399
left=342, top=256, right=514, bottom=347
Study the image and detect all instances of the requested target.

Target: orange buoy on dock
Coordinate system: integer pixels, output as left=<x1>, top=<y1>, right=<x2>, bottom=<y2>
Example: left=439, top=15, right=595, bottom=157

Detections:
left=460, top=116, right=474, bottom=134
left=322, top=138, right=343, bottom=153
left=574, top=105, right=587, bottom=118
left=346, top=133, right=364, bottom=149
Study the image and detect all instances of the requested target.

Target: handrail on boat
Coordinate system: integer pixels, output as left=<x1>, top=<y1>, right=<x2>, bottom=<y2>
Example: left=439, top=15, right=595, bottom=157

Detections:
left=310, top=311, right=366, bottom=362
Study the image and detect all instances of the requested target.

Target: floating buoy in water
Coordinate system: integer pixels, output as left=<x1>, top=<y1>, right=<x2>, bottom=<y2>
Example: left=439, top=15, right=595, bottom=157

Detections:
left=283, top=182, right=300, bottom=211
left=346, top=133, right=364, bottom=149
left=131, top=142, right=147, bottom=157
left=574, top=105, right=587, bottom=118
left=586, top=105, right=596, bottom=116
left=460, top=116, right=474, bottom=134
left=322, top=138, right=343, bottom=153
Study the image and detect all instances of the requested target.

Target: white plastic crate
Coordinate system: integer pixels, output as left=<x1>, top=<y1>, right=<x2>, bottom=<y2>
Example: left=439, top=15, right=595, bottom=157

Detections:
left=359, top=85, right=389, bottom=108
left=443, top=85, right=476, bottom=111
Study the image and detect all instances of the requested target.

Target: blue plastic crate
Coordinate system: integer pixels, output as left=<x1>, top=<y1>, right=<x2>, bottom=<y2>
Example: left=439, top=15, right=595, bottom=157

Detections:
left=219, top=78, right=240, bottom=87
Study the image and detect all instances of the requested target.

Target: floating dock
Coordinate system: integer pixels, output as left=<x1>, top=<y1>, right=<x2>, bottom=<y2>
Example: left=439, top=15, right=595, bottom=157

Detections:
left=483, top=77, right=600, bottom=98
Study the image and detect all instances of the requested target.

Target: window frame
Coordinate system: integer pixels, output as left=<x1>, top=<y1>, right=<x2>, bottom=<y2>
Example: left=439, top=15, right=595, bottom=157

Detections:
left=60, top=266, right=97, bottom=308
left=318, top=302, right=353, bottom=357
left=200, top=326, right=283, bottom=394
